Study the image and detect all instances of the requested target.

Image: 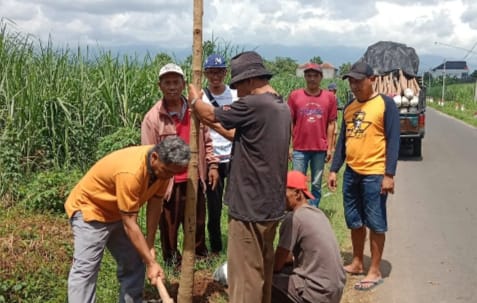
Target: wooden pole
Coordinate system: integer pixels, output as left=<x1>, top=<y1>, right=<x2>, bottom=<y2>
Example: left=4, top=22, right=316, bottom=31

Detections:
left=177, top=1, right=202, bottom=302
left=474, top=79, right=477, bottom=103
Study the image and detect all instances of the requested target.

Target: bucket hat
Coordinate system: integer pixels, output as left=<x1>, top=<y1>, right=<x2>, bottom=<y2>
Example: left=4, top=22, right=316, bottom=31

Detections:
left=229, top=51, right=273, bottom=89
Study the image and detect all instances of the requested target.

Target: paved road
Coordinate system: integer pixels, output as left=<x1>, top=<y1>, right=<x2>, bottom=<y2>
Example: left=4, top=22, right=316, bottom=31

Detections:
left=374, top=108, right=477, bottom=302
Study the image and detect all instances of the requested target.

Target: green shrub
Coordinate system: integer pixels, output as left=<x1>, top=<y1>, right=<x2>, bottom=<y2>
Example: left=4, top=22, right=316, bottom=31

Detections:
left=19, top=169, right=82, bottom=213
left=95, top=126, right=141, bottom=160
left=0, top=120, right=23, bottom=204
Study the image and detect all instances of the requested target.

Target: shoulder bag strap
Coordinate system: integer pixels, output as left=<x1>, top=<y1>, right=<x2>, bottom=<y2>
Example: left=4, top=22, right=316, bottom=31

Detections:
left=204, top=87, right=220, bottom=107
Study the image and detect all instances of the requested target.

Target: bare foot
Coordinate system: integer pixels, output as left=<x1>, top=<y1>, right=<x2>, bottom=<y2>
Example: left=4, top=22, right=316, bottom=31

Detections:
left=344, top=263, right=365, bottom=275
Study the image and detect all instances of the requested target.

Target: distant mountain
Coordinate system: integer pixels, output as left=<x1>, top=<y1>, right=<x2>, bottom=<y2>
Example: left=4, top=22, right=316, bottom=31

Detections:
left=251, top=44, right=477, bottom=74
left=245, top=43, right=362, bottom=66
left=106, top=43, right=475, bottom=75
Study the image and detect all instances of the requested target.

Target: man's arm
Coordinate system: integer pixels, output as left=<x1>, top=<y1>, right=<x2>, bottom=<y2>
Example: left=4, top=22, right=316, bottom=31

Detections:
left=122, top=212, right=155, bottom=264
left=274, top=215, right=295, bottom=273
left=326, top=120, right=336, bottom=162
left=328, top=106, right=347, bottom=192
left=141, top=108, right=159, bottom=145
left=329, top=115, right=346, bottom=173
left=116, top=174, right=164, bottom=284
left=207, top=122, right=235, bottom=141
left=189, top=84, right=236, bottom=140
left=203, top=124, right=220, bottom=189
left=382, top=95, right=401, bottom=194
left=383, top=95, right=400, bottom=176
left=328, top=93, right=339, bottom=153
left=146, top=196, right=163, bottom=247
left=121, top=212, right=164, bottom=284
left=188, top=84, right=217, bottom=124
left=203, top=124, right=220, bottom=166
left=274, top=246, right=294, bottom=273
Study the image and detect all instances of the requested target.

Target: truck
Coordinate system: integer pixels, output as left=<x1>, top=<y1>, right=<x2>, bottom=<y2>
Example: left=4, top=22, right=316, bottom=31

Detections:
left=361, top=41, right=426, bottom=158
left=398, top=77, right=426, bottom=157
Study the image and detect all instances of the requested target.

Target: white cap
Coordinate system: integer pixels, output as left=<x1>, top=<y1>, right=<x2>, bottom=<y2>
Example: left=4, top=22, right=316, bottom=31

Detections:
left=158, top=63, right=184, bottom=79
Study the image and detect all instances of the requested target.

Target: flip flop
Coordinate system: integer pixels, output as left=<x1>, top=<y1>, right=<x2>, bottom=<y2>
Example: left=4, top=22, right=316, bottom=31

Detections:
left=354, top=278, right=384, bottom=291
left=344, top=268, right=365, bottom=276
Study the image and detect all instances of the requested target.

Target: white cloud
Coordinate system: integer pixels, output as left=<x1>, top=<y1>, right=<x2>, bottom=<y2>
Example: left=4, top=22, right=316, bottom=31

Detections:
left=1, top=0, right=477, bottom=68
left=461, top=1, right=477, bottom=30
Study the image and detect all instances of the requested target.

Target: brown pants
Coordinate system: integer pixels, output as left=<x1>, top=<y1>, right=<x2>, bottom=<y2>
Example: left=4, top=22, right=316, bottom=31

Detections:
left=159, top=182, right=207, bottom=263
left=227, top=217, right=279, bottom=303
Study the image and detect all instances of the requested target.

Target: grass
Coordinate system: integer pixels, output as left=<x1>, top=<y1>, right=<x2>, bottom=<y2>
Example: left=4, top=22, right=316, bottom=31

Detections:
left=0, top=207, right=71, bottom=302
left=0, top=18, right=368, bottom=302
left=0, top=167, right=350, bottom=302
left=427, top=82, right=477, bottom=127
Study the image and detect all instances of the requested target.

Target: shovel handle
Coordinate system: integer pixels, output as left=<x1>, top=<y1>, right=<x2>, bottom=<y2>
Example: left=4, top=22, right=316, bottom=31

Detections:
left=156, top=279, right=174, bottom=303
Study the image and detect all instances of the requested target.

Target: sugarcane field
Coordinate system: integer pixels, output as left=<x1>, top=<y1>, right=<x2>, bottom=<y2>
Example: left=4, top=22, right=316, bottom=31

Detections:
left=2, top=2, right=477, bottom=303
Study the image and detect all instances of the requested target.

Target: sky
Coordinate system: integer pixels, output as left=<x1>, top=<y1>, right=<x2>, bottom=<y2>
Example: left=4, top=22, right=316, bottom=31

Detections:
left=2, top=0, right=477, bottom=72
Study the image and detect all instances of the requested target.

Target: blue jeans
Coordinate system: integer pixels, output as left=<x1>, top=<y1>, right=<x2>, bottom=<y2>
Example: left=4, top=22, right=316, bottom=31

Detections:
left=292, top=150, right=326, bottom=207
left=342, top=166, right=388, bottom=233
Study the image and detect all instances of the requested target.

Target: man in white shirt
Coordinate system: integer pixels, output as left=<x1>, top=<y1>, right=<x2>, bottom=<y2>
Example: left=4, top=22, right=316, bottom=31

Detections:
left=202, top=54, right=238, bottom=254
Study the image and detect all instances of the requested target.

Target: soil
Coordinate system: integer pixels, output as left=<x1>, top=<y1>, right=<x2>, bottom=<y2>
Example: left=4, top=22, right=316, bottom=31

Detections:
left=142, top=265, right=374, bottom=303
left=143, top=269, right=373, bottom=303
left=161, top=271, right=228, bottom=303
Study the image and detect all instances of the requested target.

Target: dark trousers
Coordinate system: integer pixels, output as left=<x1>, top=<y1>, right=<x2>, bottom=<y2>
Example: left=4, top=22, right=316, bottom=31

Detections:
left=205, top=162, right=229, bottom=253
left=159, top=181, right=208, bottom=264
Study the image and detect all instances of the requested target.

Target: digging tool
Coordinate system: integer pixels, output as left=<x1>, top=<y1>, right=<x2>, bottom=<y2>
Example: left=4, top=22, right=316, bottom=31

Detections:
left=156, top=279, right=174, bottom=303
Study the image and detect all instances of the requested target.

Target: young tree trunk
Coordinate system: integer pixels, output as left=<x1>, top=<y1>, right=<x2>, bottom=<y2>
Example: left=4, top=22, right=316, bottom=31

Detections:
left=474, top=79, right=477, bottom=102
left=178, top=1, right=203, bottom=302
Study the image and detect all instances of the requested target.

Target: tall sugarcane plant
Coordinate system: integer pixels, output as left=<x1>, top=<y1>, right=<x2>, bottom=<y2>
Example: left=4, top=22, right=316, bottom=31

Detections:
left=0, top=19, right=168, bottom=175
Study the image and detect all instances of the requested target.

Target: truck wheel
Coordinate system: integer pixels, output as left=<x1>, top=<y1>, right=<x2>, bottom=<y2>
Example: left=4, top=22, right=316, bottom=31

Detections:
left=413, top=138, right=422, bottom=157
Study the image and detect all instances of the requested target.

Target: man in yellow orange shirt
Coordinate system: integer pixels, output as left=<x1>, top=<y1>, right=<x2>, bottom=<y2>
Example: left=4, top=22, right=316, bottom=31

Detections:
left=65, top=136, right=190, bottom=303
left=328, top=62, right=400, bottom=292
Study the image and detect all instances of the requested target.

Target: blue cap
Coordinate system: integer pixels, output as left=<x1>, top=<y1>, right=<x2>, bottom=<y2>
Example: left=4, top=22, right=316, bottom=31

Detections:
left=328, top=83, right=337, bottom=90
left=204, top=54, right=227, bottom=69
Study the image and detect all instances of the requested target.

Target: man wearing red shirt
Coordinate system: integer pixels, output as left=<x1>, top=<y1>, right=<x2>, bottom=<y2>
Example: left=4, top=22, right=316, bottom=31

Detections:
left=141, top=63, right=219, bottom=266
left=288, top=63, right=337, bottom=207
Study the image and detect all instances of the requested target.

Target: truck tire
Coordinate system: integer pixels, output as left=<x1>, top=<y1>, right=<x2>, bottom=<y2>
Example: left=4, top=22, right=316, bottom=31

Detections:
left=413, top=138, right=422, bottom=157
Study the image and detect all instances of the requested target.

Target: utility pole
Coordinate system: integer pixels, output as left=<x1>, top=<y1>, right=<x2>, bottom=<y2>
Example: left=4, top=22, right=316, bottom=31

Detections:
left=441, top=60, right=446, bottom=103
left=473, top=83, right=476, bottom=103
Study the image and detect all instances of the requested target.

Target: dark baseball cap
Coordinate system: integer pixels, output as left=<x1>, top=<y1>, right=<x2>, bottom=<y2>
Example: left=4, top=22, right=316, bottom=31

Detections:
left=342, top=62, right=374, bottom=80
left=204, top=54, right=227, bottom=69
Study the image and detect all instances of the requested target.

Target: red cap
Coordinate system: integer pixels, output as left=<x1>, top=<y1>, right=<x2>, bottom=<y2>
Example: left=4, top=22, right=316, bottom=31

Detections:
left=287, top=171, right=315, bottom=199
left=303, top=62, right=322, bottom=73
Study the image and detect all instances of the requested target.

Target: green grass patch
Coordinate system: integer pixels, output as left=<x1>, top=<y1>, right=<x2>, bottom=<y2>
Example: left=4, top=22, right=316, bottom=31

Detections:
left=0, top=167, right=348, bottom=302
left=427, top=82, right=477, bottom=127
left=0, top=18, right=356, bottom=302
